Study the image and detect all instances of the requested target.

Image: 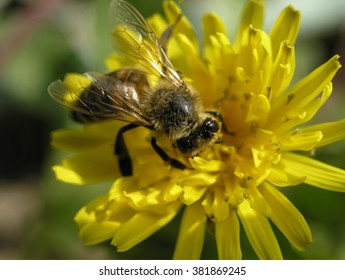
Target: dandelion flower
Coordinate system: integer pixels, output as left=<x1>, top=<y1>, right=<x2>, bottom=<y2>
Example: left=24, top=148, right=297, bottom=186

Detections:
left=50, top=0, right=345, bottom=259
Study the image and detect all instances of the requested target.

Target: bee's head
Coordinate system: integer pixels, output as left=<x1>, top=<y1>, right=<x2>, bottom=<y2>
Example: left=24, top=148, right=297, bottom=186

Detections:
left=175, top=117, right=221, bottom=154
left=199, top=117, right=221, bottom=139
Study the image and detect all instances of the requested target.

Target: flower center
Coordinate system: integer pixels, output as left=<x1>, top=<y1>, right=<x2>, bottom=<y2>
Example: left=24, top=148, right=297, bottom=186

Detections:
left=186, top=79, right=282, bottom=211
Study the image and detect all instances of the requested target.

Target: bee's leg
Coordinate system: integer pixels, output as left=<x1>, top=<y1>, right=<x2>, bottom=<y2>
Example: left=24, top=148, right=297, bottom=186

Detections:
left=114, top=123, right=139, bottom=176
left=151, top=137, right=186, bottom=170
left=206, top=111, right=235, bottom=136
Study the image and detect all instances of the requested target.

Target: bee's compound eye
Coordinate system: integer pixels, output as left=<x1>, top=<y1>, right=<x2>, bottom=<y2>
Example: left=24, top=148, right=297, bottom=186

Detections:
left=176, top=137, right=195, bottom=154
left=204, top=118, right=220, bottom=133
left=198, top=118, right=220, bottom=140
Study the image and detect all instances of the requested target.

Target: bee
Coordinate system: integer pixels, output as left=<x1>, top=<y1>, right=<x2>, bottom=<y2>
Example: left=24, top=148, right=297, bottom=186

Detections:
left=48, top=0, right=222, bottom=175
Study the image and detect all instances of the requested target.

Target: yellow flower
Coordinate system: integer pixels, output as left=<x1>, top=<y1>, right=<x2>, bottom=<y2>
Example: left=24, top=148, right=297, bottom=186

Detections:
left=51, top=0, right=345, bottom=259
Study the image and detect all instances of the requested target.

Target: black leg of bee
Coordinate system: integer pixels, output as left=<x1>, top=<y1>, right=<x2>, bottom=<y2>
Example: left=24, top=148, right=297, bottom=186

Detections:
left=151, top=137, right=186, bottom=170
left=115, top=125, right=186, bottom=175
left=114, top=123, right=139, bottom=176
left=206, top=111, right=235, bottom=136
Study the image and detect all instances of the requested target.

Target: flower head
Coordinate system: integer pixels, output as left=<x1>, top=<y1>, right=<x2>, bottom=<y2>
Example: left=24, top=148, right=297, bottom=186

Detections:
left=51, top=0, right=345, bottom=259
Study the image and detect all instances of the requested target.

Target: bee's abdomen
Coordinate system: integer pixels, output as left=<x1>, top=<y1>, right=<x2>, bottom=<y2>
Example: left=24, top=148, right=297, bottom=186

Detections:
left=70, top=110, right=106, bottom=123
left=70, top=84, right=115, bottom=123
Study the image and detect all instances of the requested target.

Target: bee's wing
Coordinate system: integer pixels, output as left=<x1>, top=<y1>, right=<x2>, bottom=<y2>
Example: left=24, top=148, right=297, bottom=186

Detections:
left=109, top=0, right=185, bottom=89
left=48, top=72, right=151, bottom=126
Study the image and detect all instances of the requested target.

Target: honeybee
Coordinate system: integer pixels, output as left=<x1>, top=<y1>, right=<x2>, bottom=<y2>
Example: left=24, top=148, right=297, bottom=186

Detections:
left=48, top=0, right=222, bottom=174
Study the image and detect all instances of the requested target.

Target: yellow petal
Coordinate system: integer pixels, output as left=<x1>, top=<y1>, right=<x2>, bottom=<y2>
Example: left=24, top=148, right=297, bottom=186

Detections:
left=173, top=203, right=207, bottom=259
left=212, top=187, right=230, bottom=221
left=179, top=172, right=218, bottom=186
left=259, top=183, right=312, bottom=251
left=51, top=120, right=122, bottom=152
left=134, top=161, right=171, bottom=187
left=203, top=32, right=233, bottom=88
left=202, top=12, right=227, bottom=46
left=300, top=118, right=345, bottom=148
left=79, top=220, right=120, bottom=245
left=52, top=145, right=120, bottom=185
left=242, top=25, right=271, bottom=55
left=280, top=153, right=345, bottom=192
left=52, top=165, right=85, bottom=185
left=111, top=176, right=181, bottom=209
left=124, top=188, right=162, bottom=209
left=269, top=55, right=341, bottom=128
left=279, top=130, right=323, bottom=151
left=180, top=185, right=208, bottom=205
left=147, top=13, right=168, bottom=37
left=296, top=82, right=333, bottom=124
left=75, top=194, right=130, bottom=245
left=105, top=53, right=124, bottom=71
left=246, top=94, right=270, bottom=126
left=238, top=200, right=283, bottom=259
left=215, top=211, right=242, bottom=259
left=124, top=182, right=181, bottom=209
left=163, top=0, right=198, bottom=51
left=267, top=166, right=306, bottom=187
left=74, top=194, right=109, bottom=229
left=270, top=41, right=295, bottom=102
left=112, top=201, right=181, bottom=251
left=176, top=33, right=215, bottom=106
left=51, top=129, right=110, bottom=152
left=273, top=83, right=333, bottom=135
left=239, top=26, right=271, bottom=78
left=189, top=156, right=225, bottom=172
left=270, top=5, right=300, bottom=58
left=234, top=0, right=264, bottom=50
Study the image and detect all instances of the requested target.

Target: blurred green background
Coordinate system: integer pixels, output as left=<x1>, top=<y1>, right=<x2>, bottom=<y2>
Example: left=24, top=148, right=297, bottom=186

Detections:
left=0, top=0, right=345, bottom=260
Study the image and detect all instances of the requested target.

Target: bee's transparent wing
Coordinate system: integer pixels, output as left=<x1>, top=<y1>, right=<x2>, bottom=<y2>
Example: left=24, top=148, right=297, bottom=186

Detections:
left=48, top=72, right=151, bottom=126
left=109, top=0, right=185, bottom=89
